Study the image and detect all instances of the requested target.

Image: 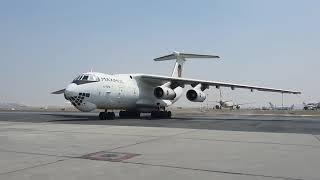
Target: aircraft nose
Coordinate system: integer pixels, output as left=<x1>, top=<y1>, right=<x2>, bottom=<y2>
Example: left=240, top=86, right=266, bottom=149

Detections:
left=64, top=83, right=78, bottom=99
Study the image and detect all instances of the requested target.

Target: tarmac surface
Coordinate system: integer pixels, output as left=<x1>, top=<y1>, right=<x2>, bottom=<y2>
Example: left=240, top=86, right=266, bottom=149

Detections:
left=0, top=111, right=320, bottom=180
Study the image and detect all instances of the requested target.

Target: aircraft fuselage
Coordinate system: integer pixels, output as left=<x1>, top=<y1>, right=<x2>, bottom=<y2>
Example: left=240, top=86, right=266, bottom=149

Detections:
left=64, top=72, right=182, bottom=113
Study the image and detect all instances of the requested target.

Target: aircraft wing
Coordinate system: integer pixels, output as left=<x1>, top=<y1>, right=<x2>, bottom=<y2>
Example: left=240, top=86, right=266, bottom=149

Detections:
left=136, top=74, right=301, bottom=94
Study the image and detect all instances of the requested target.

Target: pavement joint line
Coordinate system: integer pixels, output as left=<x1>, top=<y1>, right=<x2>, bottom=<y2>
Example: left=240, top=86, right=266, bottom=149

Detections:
left=313, top=135, right=320, bottom=144
left=0, top=148, right=74, bottom=158
left=189, top=113, right=320, bottom=117
left=3, top=147, right=303, bottom=180
left=105, top=129, right=199, bottom=152
left=234, top=114, right=320, bottom=117
left=0, top=159, right=70, bottom=176
left=181, top=137, right=320, bottom=148
left=0, top=127, right=169, bottom=138
left=121, top=161, right=304, bottom=180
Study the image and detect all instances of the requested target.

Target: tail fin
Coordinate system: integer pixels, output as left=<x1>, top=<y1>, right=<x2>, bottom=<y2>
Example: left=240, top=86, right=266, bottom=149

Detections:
left=154, top=51, right=220, bottom=77
left=269, top=102, right=274, bottom=109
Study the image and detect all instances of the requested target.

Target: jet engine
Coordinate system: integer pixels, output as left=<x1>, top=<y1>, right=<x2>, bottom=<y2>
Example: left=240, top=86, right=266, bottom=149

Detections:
left=154, top=86, right=176, bottom=100
left=186, top=89, right=206, bottom=102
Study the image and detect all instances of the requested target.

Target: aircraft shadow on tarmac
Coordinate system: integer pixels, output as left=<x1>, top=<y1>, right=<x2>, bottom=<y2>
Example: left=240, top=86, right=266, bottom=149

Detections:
left=38, top=113, right=320, bottom=135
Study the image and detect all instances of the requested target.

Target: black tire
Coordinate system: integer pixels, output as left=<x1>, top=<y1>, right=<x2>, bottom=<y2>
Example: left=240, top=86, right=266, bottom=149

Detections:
left=111, top=112, right=115, bottom=119
left=119, top=111, right=126, bottom=118
left=99, top=112, right=107, bottom=120
left=151, top=111, right=156, bottom=118
left=120, top=111, right=140, bottom=118
left=151, top=111, right=171, bottom=119
left=135, top=112, right=141, bottom=118
left=106, top=112, right=115, bottom=120
left=167, top=111, right=172, bottom=118
left=151, top=111, right=160, bottom=118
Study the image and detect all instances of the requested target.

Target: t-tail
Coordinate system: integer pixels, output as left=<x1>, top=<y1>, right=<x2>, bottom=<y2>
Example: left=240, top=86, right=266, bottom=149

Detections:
left=269, top=102, right=275, bottom=109
left=154, top=51, right=220, bottom=78
left=290, top=104, right=294, bottom=110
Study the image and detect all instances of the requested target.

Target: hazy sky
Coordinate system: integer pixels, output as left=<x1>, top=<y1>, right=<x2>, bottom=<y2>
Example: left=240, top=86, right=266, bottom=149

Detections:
left=1, top=0, right=319, bottom=107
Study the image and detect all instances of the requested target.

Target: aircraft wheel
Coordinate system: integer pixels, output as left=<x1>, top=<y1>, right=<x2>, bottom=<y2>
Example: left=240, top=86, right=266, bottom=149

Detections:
left=150, top=111, right=157, bottom=118
left=167, top=111, right=172, bottom=118
left=99, top=112, right=107, bottom=120
left=119, top=111, right=140, bottom=118
left=106, top=112, right=115, bottom=120
left=135, top=112, right=141, bottom=118
left=151, top=111, right=162, bottom=118
left=151, top=111, right=171, bottom=119
left=119, top=111, right=126, bottom=118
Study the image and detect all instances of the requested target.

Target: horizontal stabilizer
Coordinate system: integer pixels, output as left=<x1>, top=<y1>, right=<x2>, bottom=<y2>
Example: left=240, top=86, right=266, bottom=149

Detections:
left=154, top=51, right=220, bottom=61
left=51, top=89, right=65, bottom=94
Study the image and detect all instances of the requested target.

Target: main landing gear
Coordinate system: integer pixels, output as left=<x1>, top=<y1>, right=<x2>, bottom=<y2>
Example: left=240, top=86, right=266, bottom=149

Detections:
left=99, top=111, right=115, bottom=120
left=98, top=110, right=172, bottom=120
left=119, top=111, right=140, bottom=118
left=151, top=111, right=172, bottom=118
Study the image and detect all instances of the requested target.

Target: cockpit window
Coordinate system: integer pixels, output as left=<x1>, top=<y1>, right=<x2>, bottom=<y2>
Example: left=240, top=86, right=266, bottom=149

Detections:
left=72, top=74, right=100, bottom=84
left=82, top=75, right=89, bottom=80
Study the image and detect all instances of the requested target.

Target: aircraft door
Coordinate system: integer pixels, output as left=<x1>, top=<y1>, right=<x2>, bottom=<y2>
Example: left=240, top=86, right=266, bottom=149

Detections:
left=100, top=85, right=113, bottom=106
left=117, top=86, right=125, bottom=106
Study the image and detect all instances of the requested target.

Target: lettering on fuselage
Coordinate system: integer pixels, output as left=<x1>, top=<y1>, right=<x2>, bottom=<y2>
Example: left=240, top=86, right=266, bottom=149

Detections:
left=100, top=77, right=124, bottom=83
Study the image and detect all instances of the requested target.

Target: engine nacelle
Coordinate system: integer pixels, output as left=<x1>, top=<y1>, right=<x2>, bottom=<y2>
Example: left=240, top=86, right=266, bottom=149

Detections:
left=186, top=89, right=206, bottom=102
left=154, top=86, right=176, bottom=100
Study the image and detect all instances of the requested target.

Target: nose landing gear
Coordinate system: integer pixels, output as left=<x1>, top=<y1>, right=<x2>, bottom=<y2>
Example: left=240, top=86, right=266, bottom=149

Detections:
left=99, top=111, right=115, bottom=120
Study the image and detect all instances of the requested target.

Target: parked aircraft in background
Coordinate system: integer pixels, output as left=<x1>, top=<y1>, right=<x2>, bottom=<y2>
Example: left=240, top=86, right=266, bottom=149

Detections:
left=269, top=102, right=294, bottom=110
left=214, top=89, right=253, bottom=110
left=52, top=51, right=301, bottom=120
left=303, top=102, right=320, bottom=110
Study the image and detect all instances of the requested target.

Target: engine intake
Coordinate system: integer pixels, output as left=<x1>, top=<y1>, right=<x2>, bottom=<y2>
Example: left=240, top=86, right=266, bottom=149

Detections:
left=154, top=86, right=176, bottom=100
left=186, top=89, right=206, bottom=102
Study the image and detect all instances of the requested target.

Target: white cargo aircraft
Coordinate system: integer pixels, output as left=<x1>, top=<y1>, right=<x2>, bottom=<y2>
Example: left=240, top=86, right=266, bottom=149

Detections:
left=214, top=89, right=253, bottom=110
left=52, top=52, right=301, bottom=120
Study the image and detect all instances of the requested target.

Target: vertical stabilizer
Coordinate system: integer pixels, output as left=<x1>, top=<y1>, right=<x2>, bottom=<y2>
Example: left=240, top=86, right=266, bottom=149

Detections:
left=154, top=51, right=220, bottom=78
left=171, top=57, right=185, bottom=77
left=269, top=102, right=275, bottom=109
